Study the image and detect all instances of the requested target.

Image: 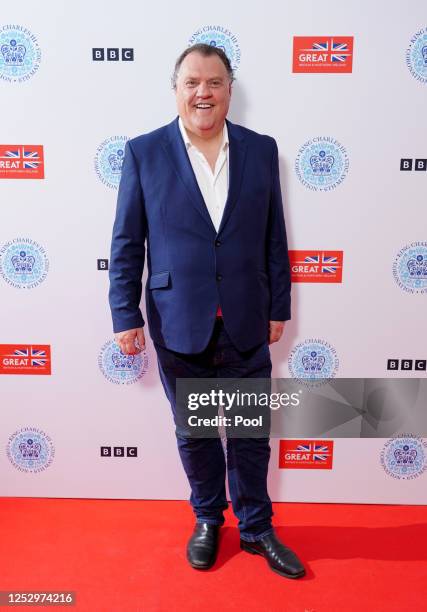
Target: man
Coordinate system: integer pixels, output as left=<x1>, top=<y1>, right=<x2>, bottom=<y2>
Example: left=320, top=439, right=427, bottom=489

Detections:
left=109, top=43, right=305, bottom=579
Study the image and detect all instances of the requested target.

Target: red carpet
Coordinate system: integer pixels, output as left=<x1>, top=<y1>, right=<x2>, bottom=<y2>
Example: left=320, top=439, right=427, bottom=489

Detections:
left=0, top=498, right=426, bottom=611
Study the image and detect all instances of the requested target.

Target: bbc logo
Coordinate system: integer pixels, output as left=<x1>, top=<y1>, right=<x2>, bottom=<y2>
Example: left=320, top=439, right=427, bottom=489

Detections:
left=400, top=159, right=427, bottom=171
left=100, top=446, right=138, bottom=457
left=92, top=48, right=134, bottom=61
left=387, top=359, right=427, bottom=371
left=97, top=259, right=109, bottom=270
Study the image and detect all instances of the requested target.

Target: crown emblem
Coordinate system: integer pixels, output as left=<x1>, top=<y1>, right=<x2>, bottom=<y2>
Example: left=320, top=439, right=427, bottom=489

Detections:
left=111, top=350, right=135, bottom=370
left=108, top=149, right=124, bottom=173
left=310, top=150, right=334, bottom=174
left=407, top=254, right=427, bottom=277
left=18, top=438, right=41, bottom=459
left=1, top=39, right=26, bottom=65
left=11, top=250, right=35, bottom=273
left=422, top=45, right=427, bottom=65
left=302, top=351, right=325, bottom=372
left=394, top=444, right=417, bottom=465
left=208, top=39, right=226, bottom=54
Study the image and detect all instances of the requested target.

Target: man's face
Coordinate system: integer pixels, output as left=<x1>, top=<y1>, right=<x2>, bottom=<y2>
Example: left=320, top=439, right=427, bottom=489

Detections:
left=175, top=52, right=232, bottom=137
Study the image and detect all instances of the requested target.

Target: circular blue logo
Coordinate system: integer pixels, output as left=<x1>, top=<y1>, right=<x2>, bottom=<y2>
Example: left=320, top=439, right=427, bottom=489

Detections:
left=393, top=242, right=427, bottom=294
left=380, top=435, right=427, bottom=480
left=0, top=25, right=41, bottom=83
left=98, top=340, right=149, bottom=385
left=295, top=137, right=349, bottom=191
left=7, top=427, right=54, bottom=473
left=189, top=25, right=241, bottom=71
left=406, top=28, right=427, bottom=84
left=94, top=136, right=129, bottom=189
left=0, top=238, right=49, bottom=289
left=288, top=339, right=339, bottom=386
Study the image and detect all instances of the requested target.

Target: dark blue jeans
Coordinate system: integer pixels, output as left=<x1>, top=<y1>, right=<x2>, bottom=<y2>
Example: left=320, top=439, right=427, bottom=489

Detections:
left=154, top=318, right=274, bottom=542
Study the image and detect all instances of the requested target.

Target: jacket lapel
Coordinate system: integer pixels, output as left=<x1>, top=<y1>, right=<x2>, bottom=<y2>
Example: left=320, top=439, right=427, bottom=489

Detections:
left=161, top=117, right=216, bottom=233
left=161, top=116, right=247, bottom=236
left=218, top=119, right=247, bottom=235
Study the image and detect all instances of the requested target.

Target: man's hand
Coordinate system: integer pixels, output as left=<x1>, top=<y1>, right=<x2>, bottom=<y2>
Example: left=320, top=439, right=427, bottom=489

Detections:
left=114, top=327, right=145, bottom=355
left=269, top=321, right=285, bottom=345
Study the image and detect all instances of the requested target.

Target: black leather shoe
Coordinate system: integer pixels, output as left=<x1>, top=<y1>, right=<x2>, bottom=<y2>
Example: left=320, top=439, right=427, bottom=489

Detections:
left=186, top=523, right=220, bottom=570
left=240, top=532, right=305, bottom=579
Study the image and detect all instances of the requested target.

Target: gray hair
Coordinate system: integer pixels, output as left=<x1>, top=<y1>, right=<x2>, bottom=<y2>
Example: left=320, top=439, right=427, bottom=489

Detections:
left=171, top=43, right=234, bottom=89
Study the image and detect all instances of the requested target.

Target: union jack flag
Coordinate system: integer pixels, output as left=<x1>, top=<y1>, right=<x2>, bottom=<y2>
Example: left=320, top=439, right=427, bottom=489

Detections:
left=305, top=39, right=351, bottom=63
left=13, top=347, right=47, bottom=367
left=1, top=147, right=41, bottom=169
left=330, top=40, right=350, bottom=62
left=321, top=254, right=339, bottom=274
left=296, top=443, right=331, bottom=462
left=310, top=42, right=328, bottom=51
left=299, top=253, right=340, bottom=274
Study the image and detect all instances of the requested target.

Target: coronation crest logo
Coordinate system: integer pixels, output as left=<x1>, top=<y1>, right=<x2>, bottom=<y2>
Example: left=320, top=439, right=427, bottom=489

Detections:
left=380, top=435, right=427, bottom=480
left=289, top=250, right=343, bottom=282
left=0, top=145, right=44, bottom=179
left=288, top=339, right=339, bottom=386
left=94, top=136, right=129, bottom=189
left=295, top=137, right=349, bottom=191
left=189, top=25, right=241, bottom=71
left=279, top=440, right=334, bottom=469
left=0, top=238, right=49, bottom=289
left=0, top=344, right=51, bottom=375
left=393, top=242, right=427, bottom=294
left=0, top=25, right=41, bottom=82
left=293, top=36, right=354, bottom=73
left=406, top=28, right=427, bottom=84
left=7, top=427, right=55, bottom=473
left=98, top=340, right=149, bottom=385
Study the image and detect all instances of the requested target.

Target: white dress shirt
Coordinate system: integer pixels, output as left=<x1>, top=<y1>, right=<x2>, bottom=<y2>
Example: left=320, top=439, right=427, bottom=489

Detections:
left=178, top=117, right=229, bottom=233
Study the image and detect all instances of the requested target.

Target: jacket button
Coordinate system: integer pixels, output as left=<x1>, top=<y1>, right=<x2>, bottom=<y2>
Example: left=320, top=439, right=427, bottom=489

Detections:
left=215, top=239, right=221, bottom=247
left=216, top=274, right=223, bottom=281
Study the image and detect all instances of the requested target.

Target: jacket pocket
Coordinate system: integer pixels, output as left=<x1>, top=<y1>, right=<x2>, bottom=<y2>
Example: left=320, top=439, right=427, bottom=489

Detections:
left=148, top=271, right=170, bottom=289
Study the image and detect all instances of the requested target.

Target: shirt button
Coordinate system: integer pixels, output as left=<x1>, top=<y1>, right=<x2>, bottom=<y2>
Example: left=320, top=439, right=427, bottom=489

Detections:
left=216, top=274, right=223, bottom=281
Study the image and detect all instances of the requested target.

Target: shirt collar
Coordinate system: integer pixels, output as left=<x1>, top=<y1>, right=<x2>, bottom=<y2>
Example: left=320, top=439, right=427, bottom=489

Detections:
left=178, top=116, right=229, bottom=152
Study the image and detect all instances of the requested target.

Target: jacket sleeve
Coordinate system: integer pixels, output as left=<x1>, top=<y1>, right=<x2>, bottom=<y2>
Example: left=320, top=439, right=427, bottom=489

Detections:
left=267, top=139, right=292, bottom=321
left=108, top=140, right=147, bottom=333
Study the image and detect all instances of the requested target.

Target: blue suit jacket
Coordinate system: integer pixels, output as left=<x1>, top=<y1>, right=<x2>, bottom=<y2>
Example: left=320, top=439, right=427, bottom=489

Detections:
left=109, top=116, right=291, bottom=354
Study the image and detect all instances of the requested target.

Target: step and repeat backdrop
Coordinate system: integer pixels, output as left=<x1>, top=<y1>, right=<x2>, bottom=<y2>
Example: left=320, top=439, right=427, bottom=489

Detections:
left=1, top=0, right=426, bottom=503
